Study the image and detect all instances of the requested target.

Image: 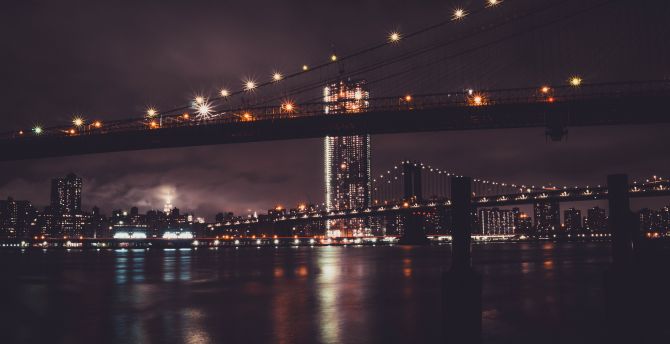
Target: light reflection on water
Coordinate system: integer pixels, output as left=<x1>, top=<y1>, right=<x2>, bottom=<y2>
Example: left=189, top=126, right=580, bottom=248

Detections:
left=1, top=242, right=612, bottom=343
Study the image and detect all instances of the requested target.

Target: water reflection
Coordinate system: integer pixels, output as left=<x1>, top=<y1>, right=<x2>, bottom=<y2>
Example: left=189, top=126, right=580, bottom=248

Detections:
left=1, top=243, right=615, bottom=344
left=317, top=248, right=343, bottom=343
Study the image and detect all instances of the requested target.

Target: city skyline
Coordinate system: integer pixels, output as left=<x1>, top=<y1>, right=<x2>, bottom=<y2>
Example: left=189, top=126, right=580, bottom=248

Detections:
left=1, top=0, right=669, bottom=218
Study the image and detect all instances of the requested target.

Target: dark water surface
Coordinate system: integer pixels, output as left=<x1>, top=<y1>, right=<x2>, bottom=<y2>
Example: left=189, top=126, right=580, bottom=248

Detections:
left=1, top=242, right=612, bottom=343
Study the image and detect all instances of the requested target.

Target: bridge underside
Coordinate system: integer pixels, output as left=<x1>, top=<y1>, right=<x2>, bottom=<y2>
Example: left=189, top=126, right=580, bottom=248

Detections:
left=1, top=94, right=666, bottom=161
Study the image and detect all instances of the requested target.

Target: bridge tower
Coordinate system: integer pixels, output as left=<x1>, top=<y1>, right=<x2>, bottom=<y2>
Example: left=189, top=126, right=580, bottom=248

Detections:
left=402, top=161, right=422, bottom=202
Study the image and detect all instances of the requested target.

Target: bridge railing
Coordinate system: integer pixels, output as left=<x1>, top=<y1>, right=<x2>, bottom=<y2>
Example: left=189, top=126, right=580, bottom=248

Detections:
left=2, top=80, right=668, bottom=141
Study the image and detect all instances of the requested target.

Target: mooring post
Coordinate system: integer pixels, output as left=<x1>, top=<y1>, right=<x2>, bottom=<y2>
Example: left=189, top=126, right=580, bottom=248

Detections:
left=443, top=176, right=481, bottom=343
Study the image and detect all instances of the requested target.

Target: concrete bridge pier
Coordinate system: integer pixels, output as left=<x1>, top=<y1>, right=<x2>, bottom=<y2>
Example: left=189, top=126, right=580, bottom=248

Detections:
left=603, top=174, right=670, bottom=342
left=442, top=176, right=482, bottom=343
left=398, top=210, right=430, bottom=245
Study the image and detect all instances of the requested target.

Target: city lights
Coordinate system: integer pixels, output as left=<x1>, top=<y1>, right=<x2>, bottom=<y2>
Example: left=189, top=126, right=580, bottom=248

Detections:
left=220, top=89, right=230, bottom=97
left=195, top=96, right=205, bottom=105
left=302, top=64, right=309, bottom=71
left=33, top=126, right=43, bottom=134
left=453, top=8, right=467, bottom=20
left=72, top=117, right=84, bottom=127
left=541, top=86, right=551, bottom=94
left=272, top=72, right=283, bottom=81
left=389, top=31, right=401, bottom=42
left=244, top=79, right=257, bottom=91
left=404, top=94, right=412, bottom=102
left=330, top=54, right=337, bottom=62
left=487, top=0, right=501, bottom=7
left=570, top=76, right=582, bottom=87
left=182, top=113, right=190, bottom=119
left=93, top=121, right=102, bottom=128
left=149, top=120, right=159, bottom=128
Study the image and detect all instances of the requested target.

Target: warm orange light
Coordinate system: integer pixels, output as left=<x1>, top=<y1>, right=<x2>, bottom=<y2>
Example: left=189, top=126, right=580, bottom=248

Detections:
left=541, top=86, right=551, bottom=94
left=403, top=202, right=410, bottom=208
left=93, top=121, right=102, bottom=128
left=182, top=113, right=190, bottom=119
left=281, top=101, right=295, bottom=112
left=18, top=130, right=24, bottom=135
left=404, top=94, right=412, bottom=102
left=241, top=112, right=253, bottom=121
left=149, top=120, right=159, bottom=128
left=469, top=93, right=487, bottom=106
left=330, top=54, right=337, bottom=62
left=302, top=65, right=309, bottom=71
left=389, top=31, right=401, bottom=42
left=68, top=129, right=76, bottom=135
left=547, top=97, right=555, bottom=103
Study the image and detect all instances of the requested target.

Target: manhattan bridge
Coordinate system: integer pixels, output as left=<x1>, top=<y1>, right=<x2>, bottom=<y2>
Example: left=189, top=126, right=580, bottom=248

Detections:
left=1, top=0, right=668, bottom=243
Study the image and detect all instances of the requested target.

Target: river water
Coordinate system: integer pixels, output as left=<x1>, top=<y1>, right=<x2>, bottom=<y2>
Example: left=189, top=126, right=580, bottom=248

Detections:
left=1, top=242, right=613, bottom=343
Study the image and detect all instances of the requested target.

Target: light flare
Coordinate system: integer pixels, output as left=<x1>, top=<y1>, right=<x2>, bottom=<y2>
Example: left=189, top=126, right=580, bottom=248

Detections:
left=570, top=76, right=582, bottom=87
left=72, top=117, right=84, bottom=127
left=453, top=8, right=467, bottom=20
left=244, top=79, right=257, bottom=91
left=389, top=31, right=401, bottom=42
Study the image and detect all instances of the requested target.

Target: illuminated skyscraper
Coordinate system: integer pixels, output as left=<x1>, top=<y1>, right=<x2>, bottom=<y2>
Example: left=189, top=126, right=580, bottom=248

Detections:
left=324, top=79, right=371, bottom=237
left=50, top=173, right=82, bottom=214
left=533, top=200, right=560, bottom=235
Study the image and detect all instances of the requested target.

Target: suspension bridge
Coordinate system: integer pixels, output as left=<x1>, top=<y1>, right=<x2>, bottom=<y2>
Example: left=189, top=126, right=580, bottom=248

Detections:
left=0, top=0, right=667, bottom=161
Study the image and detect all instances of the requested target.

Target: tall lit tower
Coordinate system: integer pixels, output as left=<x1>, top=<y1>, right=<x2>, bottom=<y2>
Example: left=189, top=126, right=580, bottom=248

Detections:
left=50, top=173, right=82, bottom=214
left=324, top=79, right=371, bottom=237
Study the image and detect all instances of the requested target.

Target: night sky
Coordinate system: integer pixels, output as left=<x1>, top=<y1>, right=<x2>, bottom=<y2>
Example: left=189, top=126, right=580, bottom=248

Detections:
left=1, top=0, right=669, bottom=219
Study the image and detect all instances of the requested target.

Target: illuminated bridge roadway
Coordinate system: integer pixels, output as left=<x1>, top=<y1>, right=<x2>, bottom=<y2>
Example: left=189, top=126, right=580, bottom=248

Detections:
left=0, top=81, right=668, bottom=161
left=215, top=178, right=670, bottom=230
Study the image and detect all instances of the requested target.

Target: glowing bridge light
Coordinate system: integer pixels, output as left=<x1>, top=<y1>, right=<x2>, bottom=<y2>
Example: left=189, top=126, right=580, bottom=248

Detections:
left=330, top=54, right=338, bottom=62
left=281, top=101, right=295, bottom=112
left=487, top=0, right=501, bottom=7
left=93, top=121, right=102, bottom=128
left=469, top=93, right=486, bottom=106
left=241, top=112, right=253, bottom=121
left=302, top=64, right=309, bottom=71
left=194, top=96, right=205, bottom=105
left=72, top=117, right=84, bottom=127
left=196, top=102, right=213, bottom=119
left=244, top=79, right=257, bottom=91
left=389, top=31, right=401, bottom=42
left=182, top=113, right=190, bottom=119
left=149, top=120, right=159, bottom=128
left=404, top=94, right=412, bottom=102
left=272, top=72, right=283, bottom=82
left=570, top=76, right=582, bottom=87
left=453, top=8, right=467, bottom=20
left=146, top=107, right=158, bottom=118
left=33, top=126, right=43, bottom=135
left=541, top=86, right=551, bottom=94
left=220, top=89, right=230, bottom=97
